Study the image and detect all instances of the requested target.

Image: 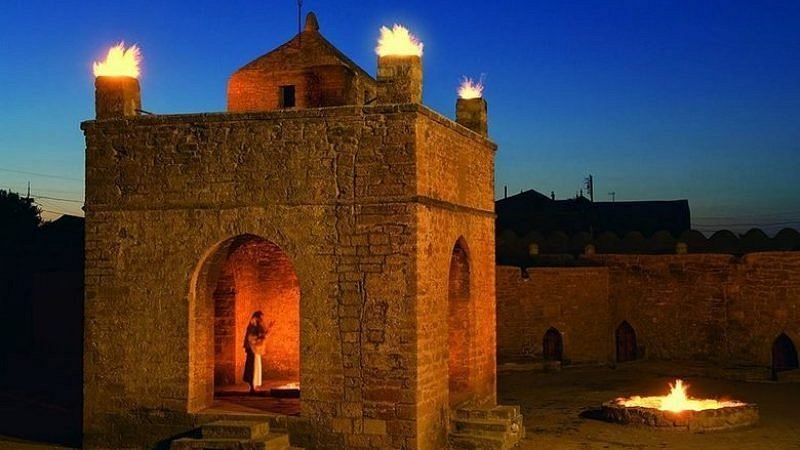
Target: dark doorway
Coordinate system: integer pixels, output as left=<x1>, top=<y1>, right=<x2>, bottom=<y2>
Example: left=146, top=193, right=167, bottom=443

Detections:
left=615, top=321, right=638, bottom=362
left=542, top=327, right=563, bottom=361
left=772, top=333, right=799, bottom=375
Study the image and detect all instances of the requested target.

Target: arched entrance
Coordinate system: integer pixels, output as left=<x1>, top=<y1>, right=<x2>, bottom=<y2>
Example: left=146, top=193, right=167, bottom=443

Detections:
left=448, top=238, right=472, bottom=408
left=192, top=234, right=301, bottom=414
left=542, top=327, right=563, bottom=362
left=615, top=321, right=638, bottom=363
left=772, top=333, right=799, bottom=376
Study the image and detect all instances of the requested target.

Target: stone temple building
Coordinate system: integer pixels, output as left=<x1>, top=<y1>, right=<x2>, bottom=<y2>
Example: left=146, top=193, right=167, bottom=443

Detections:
left=83, top=13, right=521, bottom=449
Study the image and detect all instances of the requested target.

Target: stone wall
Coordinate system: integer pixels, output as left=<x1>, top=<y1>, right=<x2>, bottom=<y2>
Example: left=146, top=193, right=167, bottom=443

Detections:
left=83, top=104, right=496, bottom=449
left=414, top=112, right=496, bottom=449
left=596, top=252, right=800, bottom=366
left=496, top=252, right=800, bottom=368
left=496, top=266, right=610, bottom=363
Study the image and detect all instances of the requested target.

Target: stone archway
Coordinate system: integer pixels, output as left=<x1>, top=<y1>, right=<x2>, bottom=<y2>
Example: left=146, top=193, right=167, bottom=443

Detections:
left=542, top=327, right=563, bottom=362
left=190, top=234, right=300, bottom=414
left=615, top=321, right=638, bottom=363
left=772, top=333, right=799, bottom=375
left=448, top=237, right=472, bottom=408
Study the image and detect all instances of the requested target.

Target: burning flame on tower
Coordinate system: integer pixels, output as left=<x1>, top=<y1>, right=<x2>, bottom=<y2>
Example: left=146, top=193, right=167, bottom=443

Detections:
left=376, top=24, right=423, bottom=57
left=458, top=76, right=484, bottom=99
left=93, top=42, right=141, bottom=78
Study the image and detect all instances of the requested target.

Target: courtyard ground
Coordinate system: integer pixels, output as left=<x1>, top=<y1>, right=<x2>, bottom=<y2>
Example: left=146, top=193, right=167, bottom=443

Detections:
left=3, top=360, right=799, bottom=449
left=500, top=361, right=800, bottom=449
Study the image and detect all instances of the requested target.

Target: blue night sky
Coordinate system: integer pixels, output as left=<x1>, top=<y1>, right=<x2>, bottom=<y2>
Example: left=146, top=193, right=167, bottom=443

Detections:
left=0, top=1, right=798, bottom=232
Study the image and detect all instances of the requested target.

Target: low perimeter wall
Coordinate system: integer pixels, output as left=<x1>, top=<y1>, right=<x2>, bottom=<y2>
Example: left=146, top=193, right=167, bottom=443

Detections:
left=497, top=252, right=800, bottom=367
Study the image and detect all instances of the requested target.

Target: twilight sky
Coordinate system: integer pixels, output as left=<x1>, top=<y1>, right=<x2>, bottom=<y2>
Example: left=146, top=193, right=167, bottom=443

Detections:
left=0, top=0, right=798, bottom=232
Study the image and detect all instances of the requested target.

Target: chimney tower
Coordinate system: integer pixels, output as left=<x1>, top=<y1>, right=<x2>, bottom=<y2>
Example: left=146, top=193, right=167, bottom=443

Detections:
left=95, top=76, right=141, bottom=119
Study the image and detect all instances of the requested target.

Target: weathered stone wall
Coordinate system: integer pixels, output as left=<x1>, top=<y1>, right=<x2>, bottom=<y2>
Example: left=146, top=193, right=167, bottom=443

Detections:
left=496, top=266, right=610, bottom=363
left=83, top=104, right=496, bottom=449
left=229, top=65, right=374, bottom=112
left=414, top=113, right=496, bottom=449
left=496, top=252, right=800, bottom=368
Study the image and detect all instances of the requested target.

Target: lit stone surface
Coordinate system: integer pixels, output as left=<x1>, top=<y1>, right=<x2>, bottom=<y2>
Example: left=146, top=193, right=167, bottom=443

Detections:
left=82, top=104, right=498, bottom=449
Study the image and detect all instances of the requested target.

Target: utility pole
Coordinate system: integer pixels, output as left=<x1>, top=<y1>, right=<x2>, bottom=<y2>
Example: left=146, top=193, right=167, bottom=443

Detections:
left=297, top=0, right=304, bottom=45
left=584, top=174, right=594, bottom=202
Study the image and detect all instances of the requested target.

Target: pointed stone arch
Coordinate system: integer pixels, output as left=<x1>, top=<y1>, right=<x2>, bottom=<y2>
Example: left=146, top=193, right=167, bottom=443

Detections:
left=189, top=233, right=301, bottom=413
left=448, top=237, right=472, bottom=408
left=772, top=333, right=799, bottom=375
left=615, top=320, right=638, bottom=363
left=542, top=327, right=563, bottom=362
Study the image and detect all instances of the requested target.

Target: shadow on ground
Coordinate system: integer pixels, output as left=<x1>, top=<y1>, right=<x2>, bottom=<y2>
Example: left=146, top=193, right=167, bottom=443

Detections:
left=0, top=352, right=82, bottom=448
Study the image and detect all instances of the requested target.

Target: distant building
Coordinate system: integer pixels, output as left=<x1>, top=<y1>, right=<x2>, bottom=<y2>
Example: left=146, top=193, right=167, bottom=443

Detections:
left=496, top=189, right=691, bottom=238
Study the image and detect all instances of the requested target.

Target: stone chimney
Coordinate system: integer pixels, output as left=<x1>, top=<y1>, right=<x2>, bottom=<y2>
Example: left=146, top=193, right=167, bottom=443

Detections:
left=376, top=55, right=422, bottom=104
left=95, top=76, right=141, bottom=119
left=456, top=97, right=488, bottom=137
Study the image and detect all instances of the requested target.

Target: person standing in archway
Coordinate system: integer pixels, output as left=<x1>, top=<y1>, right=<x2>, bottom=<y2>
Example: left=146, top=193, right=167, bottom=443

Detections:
left=243, top=311, right=274, bottom=393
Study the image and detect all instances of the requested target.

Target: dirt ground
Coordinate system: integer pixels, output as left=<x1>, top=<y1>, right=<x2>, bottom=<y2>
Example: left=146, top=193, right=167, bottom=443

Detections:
left=499, top=362, right=800, bottom=450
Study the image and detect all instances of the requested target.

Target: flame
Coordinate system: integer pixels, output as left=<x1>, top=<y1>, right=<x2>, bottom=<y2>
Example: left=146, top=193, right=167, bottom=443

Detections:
left=616, top=379, right=744, bottom=412
left=458, top=76, right=484, bottom=99
left=93, top=42, right=141, bottom=78
left=376, top=24, right=423, bottom=57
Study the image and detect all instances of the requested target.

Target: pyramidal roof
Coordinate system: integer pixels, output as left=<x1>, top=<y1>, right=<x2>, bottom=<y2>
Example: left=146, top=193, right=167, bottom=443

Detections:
left=234, top=12, right=374, bottom=81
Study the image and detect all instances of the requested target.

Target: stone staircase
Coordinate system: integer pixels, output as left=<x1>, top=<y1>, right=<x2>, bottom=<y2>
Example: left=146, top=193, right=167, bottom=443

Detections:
left=449, top=405, right=524, bottom=450
left=170, top=420, right=302, bottom=450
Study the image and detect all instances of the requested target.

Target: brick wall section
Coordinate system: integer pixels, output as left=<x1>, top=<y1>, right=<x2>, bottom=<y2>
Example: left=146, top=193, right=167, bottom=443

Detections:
left=496, top=266, right=610, bottom=363
left=223, top=238, right=300, bottom=381
left=596, top=254, right=736, bottom=362
left=414, top=113, right=496, bottom=449
left=495, top=253, right=800, bottom=369
left=83, top=104, right=496, bottom=449
left=227, top=27, right=377, bottom=112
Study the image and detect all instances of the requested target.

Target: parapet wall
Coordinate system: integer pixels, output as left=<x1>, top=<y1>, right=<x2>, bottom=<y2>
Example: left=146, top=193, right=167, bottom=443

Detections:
left=497, top=252, right=800, bottom=367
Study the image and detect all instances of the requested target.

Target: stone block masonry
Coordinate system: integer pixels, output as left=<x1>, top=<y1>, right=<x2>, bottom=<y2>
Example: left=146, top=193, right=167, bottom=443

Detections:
left=83, top=103, right=497, bottom=449
left=496, top=252, right=800, bottom=370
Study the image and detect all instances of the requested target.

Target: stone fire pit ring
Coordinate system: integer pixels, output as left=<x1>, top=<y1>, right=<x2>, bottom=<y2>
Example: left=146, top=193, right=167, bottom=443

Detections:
left=600, top=401, right=759, bottom=432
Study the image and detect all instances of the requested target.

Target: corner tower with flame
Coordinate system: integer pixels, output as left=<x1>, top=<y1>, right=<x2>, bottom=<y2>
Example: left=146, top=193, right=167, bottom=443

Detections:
left=456, top=77, right=488, bottom=136
left=375, top=25, right=424, bottom=103
left=93, top=43, right=142, bottom=119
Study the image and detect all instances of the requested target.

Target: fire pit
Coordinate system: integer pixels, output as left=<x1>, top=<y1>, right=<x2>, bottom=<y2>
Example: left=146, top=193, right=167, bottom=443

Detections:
left=269, top=382, right=300, bottom=399
left=601, top=379, right=758, bottom=432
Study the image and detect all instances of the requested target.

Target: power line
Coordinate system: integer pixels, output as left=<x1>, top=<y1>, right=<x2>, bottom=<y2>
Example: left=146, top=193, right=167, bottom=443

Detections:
left=0, top=167, right=83, bottom=182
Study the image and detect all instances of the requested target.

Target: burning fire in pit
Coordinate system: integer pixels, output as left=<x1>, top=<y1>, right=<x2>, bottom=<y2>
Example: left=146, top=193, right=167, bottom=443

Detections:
left=601, top=378, right=758, bottom=431
left=376, top=24, right=423, bottom=57
left=458, top=76, right=484, bottom=100
left=93, top=42, right=141, bottom=78
left=615, top=379, right=744, bottom=412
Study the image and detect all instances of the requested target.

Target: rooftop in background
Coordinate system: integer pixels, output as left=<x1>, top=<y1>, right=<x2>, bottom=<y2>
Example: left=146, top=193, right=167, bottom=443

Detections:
left=496, top=189, right=691, bottom=238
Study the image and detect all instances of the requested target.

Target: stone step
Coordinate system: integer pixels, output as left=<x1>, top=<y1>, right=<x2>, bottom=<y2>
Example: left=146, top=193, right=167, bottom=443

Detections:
left=170, top=432, right=290, bottom=450
left=455, top=405, right=520, bottom=421
left=448, top=431, right=511, bottom=450
left=202, top=420, right=270, bottom=440
left=453, top=417, right=512, bottom=434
